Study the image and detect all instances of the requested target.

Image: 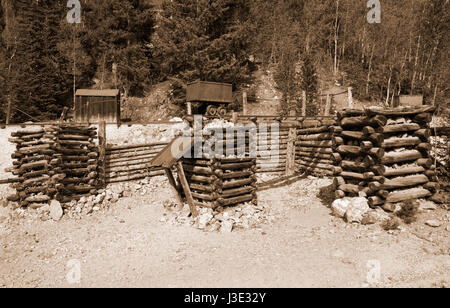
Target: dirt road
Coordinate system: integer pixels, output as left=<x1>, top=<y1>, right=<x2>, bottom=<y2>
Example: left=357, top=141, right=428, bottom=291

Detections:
left=0, top=177, right=448, bottom=288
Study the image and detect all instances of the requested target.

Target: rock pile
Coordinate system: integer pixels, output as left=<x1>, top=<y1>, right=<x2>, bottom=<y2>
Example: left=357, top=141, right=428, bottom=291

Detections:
left=161, top=202, right=274, bottom=233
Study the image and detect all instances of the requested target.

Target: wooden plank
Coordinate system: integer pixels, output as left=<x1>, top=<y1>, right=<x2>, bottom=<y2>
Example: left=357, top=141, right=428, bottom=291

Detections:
left=176, top=162, right=198, bottom=218
left=165, top=169, right=184, bottom=209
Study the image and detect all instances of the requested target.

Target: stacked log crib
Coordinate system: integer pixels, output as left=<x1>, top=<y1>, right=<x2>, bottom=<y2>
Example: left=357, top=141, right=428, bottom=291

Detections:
left=6, top=124, right=99, bottom=208
left=332, top=106, right=436, bottom=208
left=295, top=118, right=337, bottom=176
left=182, top=156, right=258, bottom=209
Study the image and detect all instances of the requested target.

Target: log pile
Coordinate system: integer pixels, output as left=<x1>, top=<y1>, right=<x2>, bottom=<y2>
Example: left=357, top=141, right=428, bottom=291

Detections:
left=105, top=142, right=168, bottom=184
left=295, top=119, right=338, bottom=176
left=6, top=124, right=99, bottom=208
left=182, top=156, right=258, bottom=209
left=332, top=106, right=436, bottom=208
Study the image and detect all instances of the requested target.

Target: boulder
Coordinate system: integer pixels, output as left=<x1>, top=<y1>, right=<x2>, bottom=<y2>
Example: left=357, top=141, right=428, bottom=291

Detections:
left=345, top=197, right=369, bottom=223
left=49, top=200, right=63, bottom=221
left=331, top=198, right=351, bottom=218
left=425, top=220, right=442, bottom=228
left=220, top=220, right=234, bottom=233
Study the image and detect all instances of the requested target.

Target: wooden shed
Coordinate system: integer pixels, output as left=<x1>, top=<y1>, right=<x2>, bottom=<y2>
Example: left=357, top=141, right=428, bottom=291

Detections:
left=74, top=89, right=120, bottom=124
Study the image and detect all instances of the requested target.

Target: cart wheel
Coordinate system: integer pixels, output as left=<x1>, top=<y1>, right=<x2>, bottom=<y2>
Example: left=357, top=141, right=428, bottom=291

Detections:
left=218, top=106, right=227, bottom=118
left=206, top=105, right=218, bottom=117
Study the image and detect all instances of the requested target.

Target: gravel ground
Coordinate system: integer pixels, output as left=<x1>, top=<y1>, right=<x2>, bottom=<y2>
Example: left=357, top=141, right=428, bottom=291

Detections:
left=0, top=176, right=448, bottom=288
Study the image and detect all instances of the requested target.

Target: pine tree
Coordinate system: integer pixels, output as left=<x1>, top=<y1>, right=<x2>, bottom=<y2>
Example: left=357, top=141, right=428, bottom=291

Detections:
left=80, top=0, right=156, bottom=97
left=1, top=0, right=70, bottom=122
left=154, top=0, right=253, bottom=90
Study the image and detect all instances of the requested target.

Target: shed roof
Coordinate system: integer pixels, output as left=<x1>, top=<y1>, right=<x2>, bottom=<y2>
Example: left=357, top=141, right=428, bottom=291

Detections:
left=75, top=89, right=119, bottom=97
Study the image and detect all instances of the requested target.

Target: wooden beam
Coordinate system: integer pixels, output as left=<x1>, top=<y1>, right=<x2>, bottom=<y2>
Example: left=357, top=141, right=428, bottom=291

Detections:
left=176, top=161, right=198, bottom=218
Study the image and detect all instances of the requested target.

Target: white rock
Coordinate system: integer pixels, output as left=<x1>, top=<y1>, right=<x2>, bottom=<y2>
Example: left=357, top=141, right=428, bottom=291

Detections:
left=49, top=200, right=63, bottom=221
left=425, top=220, right=442, bottom=228
left=418, top=200, right=437, bottom=211
left=197, top=213, right=213, bottom=230
left=331, top=198, right=351, bottom=218
left=345, top=197, right=369, bottom=223
left=220, top=220, right=234, bottom=233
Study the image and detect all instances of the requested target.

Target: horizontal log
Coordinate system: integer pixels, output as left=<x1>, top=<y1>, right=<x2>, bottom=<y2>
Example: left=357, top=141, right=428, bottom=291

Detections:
left=340, top=171, right=373, bottom=181
left=221, top=186, right=255, bottom=198
left=340, top=160, right=369, bottom=172
left=297, top=163, right=340, bottom=175
left=366, top=106, right=435, bottom=117
left=219, top=162, right=255, bottom=170
left=386, top=188, right=431, bottom=203
left=381, top=174, right=429, bottom=190
left=382, top=137, right=421, bottom=148
left=297, top=165, right=334, bottom=176
left=383, top=165, right=425, bottom=177
left=222, top=178, right=255, bottom=189
left=182, top=165, right=213, bottom=175
left=382, top=150, right=423, bottom=164
left=336, top=145, right=363, bottom=156
left=298, top=133, right=332, bottom=141
left=106, top=149, right=161, bottom=160
left=185, top=174, right=216, bottom=184
left=191, top=192, right=217, bottom=202
left=106, top=170, right=165, bottom=183
left=379, top=123, right=421, bottom=134
left=296, top=147, right=333, bottom=154
left=23, top=175, right=50, bottom=186
left=218, top=194, right=255, bottom=206
left=221, top=170, right=255, bottom=180
left=58, top=134, right=91, bottom=141
left=339, top=184, right=360, bottom=194
left=24, top=195, right=50, bottom=203
left=297, top=126, right=330, bottom=134
left=341, top=131, right=364, bottom=140
left=106, top=154, right=156, bottom=165
left=190, top=183, right=216, bottom=193
left=106, top=142, right=169, bottom=151
left=298, top=157, right=334, bottom=165
left=296, top=140, right=333, bottom=147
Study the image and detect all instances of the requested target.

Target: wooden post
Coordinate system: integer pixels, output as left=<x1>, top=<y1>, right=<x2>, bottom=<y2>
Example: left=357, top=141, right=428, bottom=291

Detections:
left=6, top=96, right=12, bottom=125
left=242, top=91, right=248, bottom=115
left=98, top=121, right=106, bottom=188
left=165, top=168, right=184, bottom=210
left=286, top=125, right=297, bottom=176
left=187, top=101, right=192, bottom=116
left=302, top=91, right=307, bottom=117
left=324, top=94, right=331, bottom=116
left=348, top=87, right=353, bottom=108
left=176, top=161, right=198, bottom=217
left=232, top=111, right=238, bottom=124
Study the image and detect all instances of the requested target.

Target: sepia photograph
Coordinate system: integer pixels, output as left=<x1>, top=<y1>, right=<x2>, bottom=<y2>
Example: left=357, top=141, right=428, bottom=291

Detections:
left=0, top=0, right=448, bottom=292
